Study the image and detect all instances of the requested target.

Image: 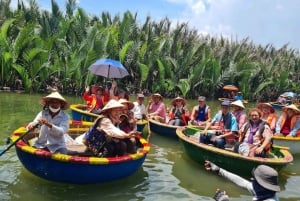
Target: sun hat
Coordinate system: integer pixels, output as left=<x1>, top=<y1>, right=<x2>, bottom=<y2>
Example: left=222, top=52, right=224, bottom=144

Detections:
left=198, top=96, right=206, bottom=101
left=151, top=93, right=163, bottom=100
left=231, top=100, right=245, bottom=109
left=221, top=100, right=230, bottom=106
left=252, top=165, right=280, bottom=192
left=118, top=98, right=134, bottom=110
left=257, top=102, right=275, bottom=113
left=171, top=96, right=186, bottom=105
left=39, top=91, right=69, bottom=110
left=282, top=104, right=300, bottom=114
left=100, top=99, right=125, bottom=114
left=137, top=93, right=145, bottom=98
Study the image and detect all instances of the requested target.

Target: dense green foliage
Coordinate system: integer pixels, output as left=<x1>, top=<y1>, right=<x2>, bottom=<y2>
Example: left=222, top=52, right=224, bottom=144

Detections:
left=0, top=0, right=299, bottom=101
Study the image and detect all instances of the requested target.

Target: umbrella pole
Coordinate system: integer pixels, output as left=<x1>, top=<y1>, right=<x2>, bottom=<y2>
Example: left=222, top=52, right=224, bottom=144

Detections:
left=106, top=65, right=110, bottom=85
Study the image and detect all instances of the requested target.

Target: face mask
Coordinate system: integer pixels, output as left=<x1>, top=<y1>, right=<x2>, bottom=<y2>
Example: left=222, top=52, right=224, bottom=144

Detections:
left=49, top=106, right=60, bottom=113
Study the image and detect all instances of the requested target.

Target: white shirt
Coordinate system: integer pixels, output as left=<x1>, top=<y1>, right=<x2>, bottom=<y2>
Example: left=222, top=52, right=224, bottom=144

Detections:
left=131, top=101, right=146, bottom=120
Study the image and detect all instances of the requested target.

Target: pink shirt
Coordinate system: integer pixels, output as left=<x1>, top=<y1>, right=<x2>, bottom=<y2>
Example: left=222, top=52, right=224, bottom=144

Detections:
left=148, top=102, right=167, bottom=120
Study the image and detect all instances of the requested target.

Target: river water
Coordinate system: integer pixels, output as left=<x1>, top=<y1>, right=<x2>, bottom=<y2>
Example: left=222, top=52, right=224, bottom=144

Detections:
left=0, top=92, right=299, bottom=201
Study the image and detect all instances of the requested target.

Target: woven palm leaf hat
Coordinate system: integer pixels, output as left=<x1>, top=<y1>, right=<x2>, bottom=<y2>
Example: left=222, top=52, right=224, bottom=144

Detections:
left=257, top=102, right=275, bottom=113
left=231, top=100, right=245, bottom=109
left=100, top=99, right=125, bottom=114
left=282, top=104, right=300, bottom=114
left=171, top=96, right=186, bottom=106
left=39, top=91, right=69, bottom=110
left=118, top=99, right=134, bottom=110
left=151, top=93, right=163, bottom=100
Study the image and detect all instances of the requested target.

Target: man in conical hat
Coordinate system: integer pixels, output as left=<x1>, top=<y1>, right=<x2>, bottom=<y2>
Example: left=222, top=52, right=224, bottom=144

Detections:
left=275, top=104, right=300, bottom=137
left=146, top=93, right=167, bottom=123
left=27, top=91, right=73, bottom=154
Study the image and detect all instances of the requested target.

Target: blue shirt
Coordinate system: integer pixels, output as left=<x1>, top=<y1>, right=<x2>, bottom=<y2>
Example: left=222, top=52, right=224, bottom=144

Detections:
left=211, top=111, right=238, bottom=132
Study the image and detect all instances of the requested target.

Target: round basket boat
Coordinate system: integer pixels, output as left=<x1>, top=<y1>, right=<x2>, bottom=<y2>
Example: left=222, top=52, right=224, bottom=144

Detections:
left=11, top=120, right=150, bottom=184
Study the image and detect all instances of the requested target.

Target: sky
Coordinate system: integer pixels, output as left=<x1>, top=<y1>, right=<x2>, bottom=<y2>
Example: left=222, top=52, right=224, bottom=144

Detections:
left=10, top=0, right=300, bottom=50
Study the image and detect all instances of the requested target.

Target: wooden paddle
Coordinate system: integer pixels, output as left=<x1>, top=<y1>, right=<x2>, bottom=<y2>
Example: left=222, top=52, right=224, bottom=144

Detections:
left=0, top=123, right=39, bottom=157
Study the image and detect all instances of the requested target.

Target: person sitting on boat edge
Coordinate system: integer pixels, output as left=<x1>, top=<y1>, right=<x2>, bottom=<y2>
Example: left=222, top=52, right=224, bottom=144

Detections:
left=26, top=92, right=76, bottom=155
left=231, top=100, right=247, bottom=129
left=131, top=93, right=147, bottom=121
left=82, top=99, right=139, bottom=157
left=83, top=85, right=108, bottom=114
left=257, top=102, right=277, bottom=132
left=189, top=96, right=211, bottom=127
left=168, top=96, right=190, bottom=126
left=146, top=93, right=167, bottom=123
left=200, top=101, right=238, bottom=149
left=274, top=104, right=300, bottom=137
left=204, top=160, right=280, bottom=201
left=235, top=108, right=273, bottom=158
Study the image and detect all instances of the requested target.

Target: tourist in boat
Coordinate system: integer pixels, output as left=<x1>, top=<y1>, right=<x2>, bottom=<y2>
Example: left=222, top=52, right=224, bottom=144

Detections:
left=108, top=80, right=119, bottom=100
left=189, top=96, right=211, bottom=126
left=26, top=92, right=74, bottom=154
left=234, top=92, right=243, bottom=101
left=257, top=102, right=277, bottom=132
left=83, top=99, right=139, bottom=157
left=131, top=93, right=147, bottom=121
left=83, top=85, right=108, bottom=114
left=168, top=96, right=189, bottom=126
left=276, top=94, right=287, bottom=105
left=236, top=108, right=273, bottom=157
left=200, top=101, right=238, bottom=149
left=274, top=104, right=300, bottom=137
left=146, top=93, right=167, bottom=123
left=231, top=100, right=247, bottom=129
left=119, top=98, right=137, bottom=131
left=205, top=160, right=280, bottom=201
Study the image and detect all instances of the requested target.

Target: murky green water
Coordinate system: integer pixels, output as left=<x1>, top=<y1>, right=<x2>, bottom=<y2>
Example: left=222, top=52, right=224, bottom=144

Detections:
left=0, top=92, right=299, bottom=201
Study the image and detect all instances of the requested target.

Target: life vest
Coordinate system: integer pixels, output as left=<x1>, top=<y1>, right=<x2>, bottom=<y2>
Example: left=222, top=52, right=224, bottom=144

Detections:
left=239, top=120, right=272, bottom=152
left=264, top=113, right=277, bottom=126
left=278, top=113, right=300, bottom=137
left=169, top=107, right=188, bottom=125
left=195, top=105, right=209, bottom=121
left=84, top=93, right=105, bottom=112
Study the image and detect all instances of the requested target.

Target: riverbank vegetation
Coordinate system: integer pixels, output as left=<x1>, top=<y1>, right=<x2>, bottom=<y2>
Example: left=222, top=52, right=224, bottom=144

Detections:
left=0, top=0, right=299, bottom=101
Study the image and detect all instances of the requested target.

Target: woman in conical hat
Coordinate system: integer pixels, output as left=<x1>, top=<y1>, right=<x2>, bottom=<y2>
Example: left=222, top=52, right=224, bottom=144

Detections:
left=168, top=96, right=189, bottom=126
left=275, top=104, right=300, bottom=137
left=27, top=91, right=74, bottom=154
left=83, top=99, right=140, bottom=157
left=257, top=102, right=277, bottom=131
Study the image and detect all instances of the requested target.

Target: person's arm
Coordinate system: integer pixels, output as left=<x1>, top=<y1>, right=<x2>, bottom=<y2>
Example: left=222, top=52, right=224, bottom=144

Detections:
left=99, top=118, right=135, bottom=139
left=190, top=106, right=197, bottom=121
left=206, top=107, right=212, bottom=123
left=274, top=115, right=283, bottom=134
left=204, top=161, right=254, bottom=194
left=27, top=111, right=42, bottom=129
left=255, top=125, right=272, bottom=154
left=289, top=117, right=300, bottom=137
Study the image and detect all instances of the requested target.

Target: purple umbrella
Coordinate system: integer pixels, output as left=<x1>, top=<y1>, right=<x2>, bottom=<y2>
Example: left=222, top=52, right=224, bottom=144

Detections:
left=88, top=59, right=129, bottom=78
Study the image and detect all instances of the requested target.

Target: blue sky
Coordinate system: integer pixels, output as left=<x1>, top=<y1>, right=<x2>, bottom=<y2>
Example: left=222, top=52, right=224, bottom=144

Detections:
left=11, top=0, right=300, bottom=50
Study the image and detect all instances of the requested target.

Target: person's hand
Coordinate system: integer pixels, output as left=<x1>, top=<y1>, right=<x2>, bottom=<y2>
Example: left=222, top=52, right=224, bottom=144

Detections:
left=38, top=118, right=52, bottom=128
left=213, top=189, right=229, bottom=201
left=274, top=133, right=283, bottom=136
left=204, top=160, right=220, bottom=173
left=85, top=86, right=90, bottom=92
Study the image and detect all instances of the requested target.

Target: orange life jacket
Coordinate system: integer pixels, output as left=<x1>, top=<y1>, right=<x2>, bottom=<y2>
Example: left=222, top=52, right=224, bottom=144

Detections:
left=169, top=107, right=188, bottom=125
left=278, top=113, right=300, bottom=137
left=265, top=113, right=277, bottom=126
